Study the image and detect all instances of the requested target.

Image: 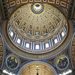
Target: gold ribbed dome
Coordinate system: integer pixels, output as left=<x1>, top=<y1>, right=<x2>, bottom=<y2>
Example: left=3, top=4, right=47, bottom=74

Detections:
left=8, top=3, right=67, bottom=40
left=18, top=61, right=57, bottom=75
left=7, top=3, right=68, bottom=55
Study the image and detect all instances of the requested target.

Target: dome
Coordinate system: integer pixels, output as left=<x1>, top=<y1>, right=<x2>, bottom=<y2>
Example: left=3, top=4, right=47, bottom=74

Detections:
left=7, top=3, right=68, bottom=54
left=18, top=61, right=57, bottom=75
left=8, top=3, right=68, bottom=40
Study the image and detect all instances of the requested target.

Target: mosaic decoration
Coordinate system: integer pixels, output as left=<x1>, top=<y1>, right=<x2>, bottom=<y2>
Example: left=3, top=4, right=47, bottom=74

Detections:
left=55, top=55, right=69, bottom=70
left=6, top=0, right=70, bottom=9
left=6, top=54, right=20, bottom=70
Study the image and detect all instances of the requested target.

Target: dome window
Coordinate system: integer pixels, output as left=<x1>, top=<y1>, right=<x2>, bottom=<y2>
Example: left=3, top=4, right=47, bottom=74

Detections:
left=61, top=31, right=65, bottom=37
left=25, top=43, right=30, bottom=48
left=9, top=31, right=14, bottom=37
left=45, top=43, right=49, bottom=48
left=54, top=38, right=58, bottom=44
left=17, top=38, right=21, bottom=44
left=35, top=44, right=40, bottom=50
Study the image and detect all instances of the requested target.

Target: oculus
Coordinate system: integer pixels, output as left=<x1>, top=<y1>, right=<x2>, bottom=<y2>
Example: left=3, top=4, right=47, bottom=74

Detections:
left=31, top=3, right=44, bottom=14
